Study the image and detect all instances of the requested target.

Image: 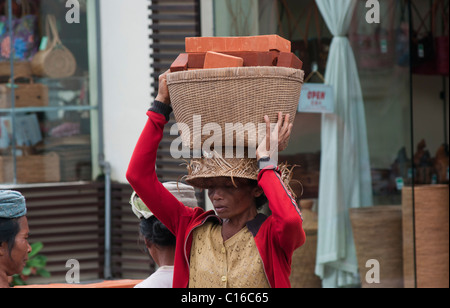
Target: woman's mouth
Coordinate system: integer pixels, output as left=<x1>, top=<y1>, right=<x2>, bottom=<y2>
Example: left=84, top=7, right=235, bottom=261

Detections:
left=214, top=206, right=227, bottom=214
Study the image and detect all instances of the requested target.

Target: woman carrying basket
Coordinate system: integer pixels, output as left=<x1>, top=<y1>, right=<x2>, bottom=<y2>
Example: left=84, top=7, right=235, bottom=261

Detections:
left=126, top=71, right=305, bottom=288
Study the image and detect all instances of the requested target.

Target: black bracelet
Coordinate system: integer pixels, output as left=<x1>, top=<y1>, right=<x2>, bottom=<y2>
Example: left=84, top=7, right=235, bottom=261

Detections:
left=149, top=100, right=173, bottom=121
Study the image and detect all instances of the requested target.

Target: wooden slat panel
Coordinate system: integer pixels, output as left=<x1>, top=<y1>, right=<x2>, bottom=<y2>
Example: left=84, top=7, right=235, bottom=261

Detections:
left=12, top=183, right=105, bottom=284
left=110, top=183, right=154, bottom=279
left=149, top=0, right=205, bottom=209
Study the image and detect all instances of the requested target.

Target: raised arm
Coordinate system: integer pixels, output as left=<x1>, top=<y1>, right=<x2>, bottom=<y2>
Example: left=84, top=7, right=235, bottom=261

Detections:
left=126, top=72, right=194, bottom=234
left=256, top=112, right=305, bottom=253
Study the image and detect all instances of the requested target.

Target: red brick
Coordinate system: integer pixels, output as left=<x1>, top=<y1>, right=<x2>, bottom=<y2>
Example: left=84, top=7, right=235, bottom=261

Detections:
left=170, top=53, right=188, bottom=72
left=203, top=51, right=244, bottom=69
left=185, top=35, right=291, bottom=53
left=188, top=53, right=206, bottom=69
left=188, top=51, right=276, bottom=69
left=276, top=52, right=303, bottom=69
left=225, top=51, right=275, bottom=66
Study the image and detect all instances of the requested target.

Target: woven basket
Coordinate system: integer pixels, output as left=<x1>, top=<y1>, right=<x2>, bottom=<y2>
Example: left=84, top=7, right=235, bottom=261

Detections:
left=402, top=185, right=449, bottom=288
left=185, top=154, right=259, bottom=188
left=401, top=187, right=415, bottom=288
left=350, top=206, right=404, bottom=288
left=167, top=66, right=304, bottom=149
left=0, top=76, right=49, bottom=108
left=0, top=152, right=60, bottom=183
left=290, top=200, right=322, bottom=288
left=0, top=62, right=32, bottom=77
left=31, top=15, right=77, bottom=78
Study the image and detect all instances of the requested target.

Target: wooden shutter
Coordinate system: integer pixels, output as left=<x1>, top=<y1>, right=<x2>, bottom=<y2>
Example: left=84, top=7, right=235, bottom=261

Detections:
left=149, top=0, right=200, bottom=94
left=16, top=183, right=105, bottom=284
left=149, top=0, right=205, bottom=208
left=110, top=183, right=154, bottom=279
left=14, top=182, right=152, bottom=284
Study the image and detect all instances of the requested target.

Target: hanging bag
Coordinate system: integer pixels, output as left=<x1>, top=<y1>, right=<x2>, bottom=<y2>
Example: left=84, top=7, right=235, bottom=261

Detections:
left=0, top=0, right=38, bottom=62
left=432, top=0, right=449, bottom=75
left=306, top=3, right=331, bottom=75
left=31, top=15, right=76, bottom=78
left=0, top=0, right=37, bottom=76
left=349, top=0, right=397, bottom=70
left=395, top=0, right=410, bottom=67
left=291, top=0, right=330, bottom=77
left=411, top=1, right=436, bottom=74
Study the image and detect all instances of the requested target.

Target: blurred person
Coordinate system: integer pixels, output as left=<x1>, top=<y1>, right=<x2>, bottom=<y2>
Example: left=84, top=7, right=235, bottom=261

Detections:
left=130, top=182, right=198, bottom=288
left=0, top=190, right=31, bottom=289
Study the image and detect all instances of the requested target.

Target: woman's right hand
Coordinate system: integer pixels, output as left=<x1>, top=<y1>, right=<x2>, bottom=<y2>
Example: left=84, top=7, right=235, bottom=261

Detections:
left=155, top=70, right=171, bottom=105
left=256, top=112, right=293, bottom=161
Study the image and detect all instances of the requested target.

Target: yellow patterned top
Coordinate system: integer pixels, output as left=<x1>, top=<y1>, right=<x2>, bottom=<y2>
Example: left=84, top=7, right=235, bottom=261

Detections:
left=188, top=221, right=270, bottom=288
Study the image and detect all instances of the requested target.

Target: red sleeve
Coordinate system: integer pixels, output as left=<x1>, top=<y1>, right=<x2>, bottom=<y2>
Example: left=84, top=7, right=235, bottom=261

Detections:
left=126, top=110, right=194, bottom=235
left=258, top=168, right=306, bottom=252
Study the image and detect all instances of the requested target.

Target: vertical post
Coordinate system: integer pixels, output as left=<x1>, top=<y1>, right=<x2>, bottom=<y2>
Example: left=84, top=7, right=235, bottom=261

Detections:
left=101, top=161, right=112, bottom=279
left=7, top=0, right=17, bottom=184
left=407, top=0, right=417, bottom=289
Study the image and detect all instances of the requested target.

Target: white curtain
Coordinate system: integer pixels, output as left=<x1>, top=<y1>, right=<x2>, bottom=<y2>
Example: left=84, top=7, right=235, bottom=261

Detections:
left=314, top=0, right=373, bottom=287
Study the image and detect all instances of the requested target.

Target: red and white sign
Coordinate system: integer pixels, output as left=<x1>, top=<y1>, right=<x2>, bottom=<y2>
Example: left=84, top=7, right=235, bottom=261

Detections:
left=298, top=84, right=335, bottom=114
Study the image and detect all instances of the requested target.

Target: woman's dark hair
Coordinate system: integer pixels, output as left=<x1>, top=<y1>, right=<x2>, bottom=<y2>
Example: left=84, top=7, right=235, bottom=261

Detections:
left=140, top=216, right=176, bottom=248
left=248, top=180, right=268, bottom=210
left=0, top=218, right=20, bottom=255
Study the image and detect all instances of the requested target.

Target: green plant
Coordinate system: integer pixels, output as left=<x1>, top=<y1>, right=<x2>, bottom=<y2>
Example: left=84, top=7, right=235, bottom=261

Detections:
left=11, top=242, right=51, bottom=286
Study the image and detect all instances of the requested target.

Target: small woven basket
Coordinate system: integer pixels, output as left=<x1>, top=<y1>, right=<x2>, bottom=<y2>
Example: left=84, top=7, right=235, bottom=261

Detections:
left=31, top=15, right=77, bottom=78
left=350, top=206, right=404, bottom=288
left=402, top=185, right=449, bottom=288
left=167, top=66, right=304, bottom=149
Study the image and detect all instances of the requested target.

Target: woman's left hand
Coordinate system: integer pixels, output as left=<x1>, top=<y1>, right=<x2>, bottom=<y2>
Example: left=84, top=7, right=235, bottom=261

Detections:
left=256, top=112, right=293, bottom=161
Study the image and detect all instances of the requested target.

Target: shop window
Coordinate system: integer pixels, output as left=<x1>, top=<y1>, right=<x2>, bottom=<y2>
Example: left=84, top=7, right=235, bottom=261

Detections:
left=0, top=0, right=99, bottom=184
left=212, top=0, right=449, bottom=288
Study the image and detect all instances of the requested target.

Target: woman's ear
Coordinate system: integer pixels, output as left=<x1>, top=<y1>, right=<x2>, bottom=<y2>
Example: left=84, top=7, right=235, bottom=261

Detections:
left=252, top=186, right=264, bottom=198
left=0, top=242, right=7, bottom=257
left=144, top=238, right=152, bottom=249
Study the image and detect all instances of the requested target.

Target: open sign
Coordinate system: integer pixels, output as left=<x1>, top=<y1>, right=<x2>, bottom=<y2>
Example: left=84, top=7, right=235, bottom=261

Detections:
left=298, top=84, right=335, bottom=114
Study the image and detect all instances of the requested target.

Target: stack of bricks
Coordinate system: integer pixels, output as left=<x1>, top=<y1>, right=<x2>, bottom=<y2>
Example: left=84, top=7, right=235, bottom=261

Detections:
left=170, top=35, right=303, bottom=72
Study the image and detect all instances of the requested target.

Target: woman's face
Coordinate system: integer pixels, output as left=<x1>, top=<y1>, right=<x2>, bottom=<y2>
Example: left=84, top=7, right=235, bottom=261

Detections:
left=206, top=178, right=263, bottom=220
left=0, top=217, right=31, bottom=276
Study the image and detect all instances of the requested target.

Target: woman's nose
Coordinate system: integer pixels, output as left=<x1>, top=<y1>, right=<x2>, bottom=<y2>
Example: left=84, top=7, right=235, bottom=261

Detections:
left=209, top=188, right=223, bottom=200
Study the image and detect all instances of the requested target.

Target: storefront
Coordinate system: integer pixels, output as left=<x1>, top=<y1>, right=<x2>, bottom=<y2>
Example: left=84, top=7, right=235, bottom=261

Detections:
left=1, top=0, right=153, bottom=284
left=201, top=0, right=449, bottom=288
left=1, top=0, right=448, bottom=288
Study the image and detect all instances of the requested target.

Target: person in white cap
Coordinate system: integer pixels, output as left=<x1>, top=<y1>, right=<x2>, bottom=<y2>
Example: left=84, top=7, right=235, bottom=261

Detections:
left=0, top=190, right=32, bottom=288
left=130, top=182, right=198, bottom=288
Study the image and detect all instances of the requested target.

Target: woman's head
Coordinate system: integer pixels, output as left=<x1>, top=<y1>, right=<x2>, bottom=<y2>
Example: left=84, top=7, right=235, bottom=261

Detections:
left=0, top=216, right=31, bottom=277
left=206, top=177, right=267, bottom=220
left=139, top=216, right=176, bottom=267
left=140, top=216, right=176, bottom=249
left=0, top=190, right=31, bottom=278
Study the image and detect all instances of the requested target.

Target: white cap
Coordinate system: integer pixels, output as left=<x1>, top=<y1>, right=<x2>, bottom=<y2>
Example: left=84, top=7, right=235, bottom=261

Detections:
left=130, top=182, right=198, bottom=219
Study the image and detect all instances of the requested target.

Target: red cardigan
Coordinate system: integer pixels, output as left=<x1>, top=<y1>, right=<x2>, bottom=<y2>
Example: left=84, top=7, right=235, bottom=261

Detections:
left=126, top=105, right=306, bottom=288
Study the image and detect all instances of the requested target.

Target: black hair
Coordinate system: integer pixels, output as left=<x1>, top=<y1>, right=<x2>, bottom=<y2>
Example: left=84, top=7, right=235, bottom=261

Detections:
left=248, top=180, right=268, bottom=210
left=0, top=218, right=20, bottom=255
left=140, top=216, right=176, bottom=248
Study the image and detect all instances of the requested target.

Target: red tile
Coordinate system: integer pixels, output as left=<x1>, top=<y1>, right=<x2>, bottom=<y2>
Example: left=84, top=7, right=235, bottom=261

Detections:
left=170, top=53, right=189, bottom=72
left=277, top=52, right=303, bottom=69
left=203, top=51, right=244, bottom=69
left=185, top=35, right=291, bottom=53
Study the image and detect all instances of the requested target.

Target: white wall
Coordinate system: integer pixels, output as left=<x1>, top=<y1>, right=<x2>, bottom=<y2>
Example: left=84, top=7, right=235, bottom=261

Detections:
left=99, top=0, right=151, bottom=182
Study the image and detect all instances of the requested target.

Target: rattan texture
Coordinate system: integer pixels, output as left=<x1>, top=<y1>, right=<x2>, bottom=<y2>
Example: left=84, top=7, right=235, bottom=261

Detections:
left=167, top=66, right=304, bottom=149
left=403, top=185, right=449, bottom=288
left=350, top=206, right=404, bottom=288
